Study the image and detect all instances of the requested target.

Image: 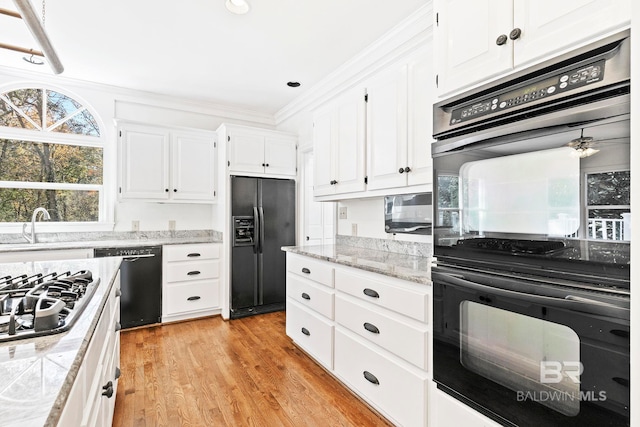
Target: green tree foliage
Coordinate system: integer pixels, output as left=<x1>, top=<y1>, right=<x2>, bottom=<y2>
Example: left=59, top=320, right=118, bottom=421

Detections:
left=0, top=88, right=102, bottom=222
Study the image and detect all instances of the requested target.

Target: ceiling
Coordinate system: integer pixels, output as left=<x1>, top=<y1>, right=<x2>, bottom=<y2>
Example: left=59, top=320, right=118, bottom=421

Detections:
left=0, top=0, right=425, bottom=115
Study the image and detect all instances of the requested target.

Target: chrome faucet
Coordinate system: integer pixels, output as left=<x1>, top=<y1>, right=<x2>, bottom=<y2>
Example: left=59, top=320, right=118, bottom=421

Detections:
left=22, top=207, right=51, bottom=244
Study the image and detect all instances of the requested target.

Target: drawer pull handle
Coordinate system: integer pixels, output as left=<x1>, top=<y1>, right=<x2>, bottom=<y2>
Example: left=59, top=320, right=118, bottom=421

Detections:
left=363, top=288, right=379, bottom=298
left=363, top=322, right=380, bottom=334
left=187, top=253, right=201, bottom=257
left=613, top=377, right=630, bottom=387
left=115, top=322, right=122, bottom=332
left=301, top=267, right=311, bottom=274
left=363, top=371, right=380, bottom=385
left=187, top=296, right=201, bottom=301
left=115, top=367, right=121, bottom=380
left=610, top=329, right=630, bottom=338
left=115, top=289, right=122, bottom=297
left=301, top=327, right=310, bottom=336
left=301, top=292, right=311, bottom=300
left=187, top=271, right=201, bottom=276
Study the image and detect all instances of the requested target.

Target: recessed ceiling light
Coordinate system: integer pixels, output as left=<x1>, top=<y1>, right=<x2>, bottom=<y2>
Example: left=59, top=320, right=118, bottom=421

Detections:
left=225, top=0, right=250, bottom=14
left=287, top=82, right=301, bottom=88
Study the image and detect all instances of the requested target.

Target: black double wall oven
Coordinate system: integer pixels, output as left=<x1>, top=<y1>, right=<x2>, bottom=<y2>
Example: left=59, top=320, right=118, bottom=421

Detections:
left=431, top=31, right=631, bottom=426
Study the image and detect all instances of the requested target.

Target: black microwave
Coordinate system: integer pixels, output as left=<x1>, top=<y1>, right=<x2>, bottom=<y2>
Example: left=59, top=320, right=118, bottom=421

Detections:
left=384, top=193, right=432, bottom=235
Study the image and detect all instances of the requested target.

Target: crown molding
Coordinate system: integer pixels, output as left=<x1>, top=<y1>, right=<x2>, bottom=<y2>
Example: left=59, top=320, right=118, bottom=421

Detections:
left=274, top=3, right=433, bottom=125
left=0, top=65, right=275, bottom=126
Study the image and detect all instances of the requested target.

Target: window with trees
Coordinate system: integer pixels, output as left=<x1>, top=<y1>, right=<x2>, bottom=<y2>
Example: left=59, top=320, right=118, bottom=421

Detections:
left=0, top=87, right=104, bottom=224
left=585, top=170, right=630, bottom=241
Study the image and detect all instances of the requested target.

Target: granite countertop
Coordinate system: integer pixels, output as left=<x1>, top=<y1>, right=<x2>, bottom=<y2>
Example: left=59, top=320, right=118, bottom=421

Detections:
left=0, top=231, right=222, bottom=254
left=0, top=257, right=122, bottom=427
left=282, top=244, right=432, bottom=285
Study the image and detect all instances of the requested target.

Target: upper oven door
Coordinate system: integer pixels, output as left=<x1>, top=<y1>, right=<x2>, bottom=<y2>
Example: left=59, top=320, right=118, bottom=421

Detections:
left=432, top=266, right=630, bottom=427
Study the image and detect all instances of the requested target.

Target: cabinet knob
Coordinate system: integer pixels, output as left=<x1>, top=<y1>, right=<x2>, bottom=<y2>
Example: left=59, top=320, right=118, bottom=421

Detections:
left=115, top=322, right=122, bottom=332
left=398, top=167, right=405, bottom=174
left=115, top=289, right=122, bottom=297
left=265, top=163, right=269, bottom=167
left=173, top=189, right=177, bottom=192
left=262, top=163, right=265, bottom=167
left=102, top=381, right=114, bottom=398
left=404, top=167, right=411, bottom=173
left=306, top=236, right=310, bottom=241
left=301, top=327, right=311, bottom=336
left=509, top=28, right=522, bottom=40
left=165, top=189, right=169, bottom=192
left=496, top=34, right=508, bottom=45
left=301, top=292, right=311, bottom=300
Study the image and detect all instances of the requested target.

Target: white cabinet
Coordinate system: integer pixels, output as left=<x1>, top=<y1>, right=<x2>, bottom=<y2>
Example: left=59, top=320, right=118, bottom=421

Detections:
left=430, top=383, right=501, bottom=427
left=220, top=124, right=297, bottom=176
left=434, top=0, right=631, bottom=97
left=366, top=49, right=434, bottom=191
left=312, top=86, right=367, bottom=198
left=285, top=253, right=335, bottom=369
left=162, top=243, right=221, bottom=322
left=118, top=122, right=216, bottom=203
left=58, top=271, right=121, bottom=427
left=284, top=252, right=431, bottom=426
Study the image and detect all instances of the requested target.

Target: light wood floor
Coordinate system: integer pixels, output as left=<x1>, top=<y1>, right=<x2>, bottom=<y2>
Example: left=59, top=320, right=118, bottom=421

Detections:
left=113, top=311, right=392, bottom=427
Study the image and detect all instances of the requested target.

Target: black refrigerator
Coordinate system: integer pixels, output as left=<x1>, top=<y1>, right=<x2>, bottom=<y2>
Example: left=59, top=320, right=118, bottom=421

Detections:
left=230, top=176, right=296, bottom=319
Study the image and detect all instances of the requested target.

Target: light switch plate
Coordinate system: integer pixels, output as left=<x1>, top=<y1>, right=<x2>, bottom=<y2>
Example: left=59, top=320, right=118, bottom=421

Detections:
left=338, top=207, right=348, bottom=219
left=131, top=220, right=139, bottom=232
left=169, top=220, right=176, bottom=231
left=351, top=223, right=357, bottom=236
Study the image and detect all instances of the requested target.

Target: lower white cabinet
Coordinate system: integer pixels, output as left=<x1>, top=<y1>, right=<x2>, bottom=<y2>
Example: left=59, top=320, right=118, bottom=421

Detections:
left=162, top=243, right=221, bottom=322
left=58, top=271, right=121, bottom=427
left=285, top=252, right=431, bottom=426
left=286, top=298, right=334, bottom=369
left=429, top=383, right=501, bottom=427
left=334, top=328, right=428, bottom=427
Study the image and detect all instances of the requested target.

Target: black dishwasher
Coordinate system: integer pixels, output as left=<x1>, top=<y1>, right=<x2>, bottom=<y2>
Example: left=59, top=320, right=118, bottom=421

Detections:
left=94, top=246, right=162, bottom=329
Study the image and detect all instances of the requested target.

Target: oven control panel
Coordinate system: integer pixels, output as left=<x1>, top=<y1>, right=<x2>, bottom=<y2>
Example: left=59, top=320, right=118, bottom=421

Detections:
left=449, top=59, right=606, bottom=125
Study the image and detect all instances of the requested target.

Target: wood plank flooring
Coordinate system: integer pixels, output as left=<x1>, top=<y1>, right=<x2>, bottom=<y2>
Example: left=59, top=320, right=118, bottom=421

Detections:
left=113, top=311, right=392, bottom=427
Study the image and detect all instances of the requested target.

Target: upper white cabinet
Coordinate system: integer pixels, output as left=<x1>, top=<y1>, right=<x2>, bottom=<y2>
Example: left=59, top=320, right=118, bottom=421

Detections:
left=312, top=86, right=367, bottom=197
left=221, top=124, right=297, bottom=177
left=434, top=0, right=631, bottom=97
left=366, top=48, right=434, bottom=191
left=118, top=122, right=216, bottom=203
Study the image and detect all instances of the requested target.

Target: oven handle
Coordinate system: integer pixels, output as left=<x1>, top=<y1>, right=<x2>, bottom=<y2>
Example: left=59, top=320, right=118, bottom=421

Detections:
left=432, top=271, right=629, bottom=320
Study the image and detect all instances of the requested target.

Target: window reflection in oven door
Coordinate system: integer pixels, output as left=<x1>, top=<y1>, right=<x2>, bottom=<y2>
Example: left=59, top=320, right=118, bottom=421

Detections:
left=432, top=268, right=630, bottom=427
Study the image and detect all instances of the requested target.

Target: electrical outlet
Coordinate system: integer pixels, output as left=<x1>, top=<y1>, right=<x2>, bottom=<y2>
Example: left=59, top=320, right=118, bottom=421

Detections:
left=131, top=220, right=140, bottom=232
left=338, top=206, right=348, bottom=219
left=351, top=223, right=358, bottom=236
left=168, top=220, right=176, bottom=231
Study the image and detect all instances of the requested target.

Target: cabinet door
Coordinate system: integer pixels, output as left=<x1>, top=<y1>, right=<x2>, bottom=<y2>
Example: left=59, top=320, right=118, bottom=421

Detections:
left=171, top=132, right=216, bottom=201
left=264, top=136, right=297, bottom=176
left=119, top=124, right=170, bottom=200
left=312, top=106, right=336, bottom=197
left=228, top=132, right=265, bottom=174
left=333, top=88, right=366, bottom=194
left=407, top=49, right=434, bottom=187
left=434, top=0, right=513, bottom=97
left=513, top=0, right=631, bottom=68
left=366, top=64, right=408, bottom=191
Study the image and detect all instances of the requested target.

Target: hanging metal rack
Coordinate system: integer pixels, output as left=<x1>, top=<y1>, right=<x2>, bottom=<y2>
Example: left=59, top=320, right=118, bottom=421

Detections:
left=0, top=0, right=64, bottom=74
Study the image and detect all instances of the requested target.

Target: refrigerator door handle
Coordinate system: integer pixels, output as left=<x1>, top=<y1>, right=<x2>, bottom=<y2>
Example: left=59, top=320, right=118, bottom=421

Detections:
left=253, top=207, right=260, bottom=254
left=258, top=206, right=265, bottom=253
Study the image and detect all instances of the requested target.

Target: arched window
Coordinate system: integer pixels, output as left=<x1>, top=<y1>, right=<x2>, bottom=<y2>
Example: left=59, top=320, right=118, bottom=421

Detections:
left=0, top=87, right=105, bottom=224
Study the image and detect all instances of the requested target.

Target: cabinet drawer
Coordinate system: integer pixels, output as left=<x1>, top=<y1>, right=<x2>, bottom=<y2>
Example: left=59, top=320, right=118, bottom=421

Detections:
left=335, top=294, right=427, bottom=370
left=286, top=298, right=333, bottom=369
left=165, top=260, right=219, bottom=283
left=335, top=268, right=429, bottom=322
left=286, top=273, right=334, bottom=319
left=164, top=243, right=220, bottom=262
left=287, top=253, right=334, bottom=288
left=334, top=328, right=428, bottom=427
left=164, top=279, right=220, bottom=315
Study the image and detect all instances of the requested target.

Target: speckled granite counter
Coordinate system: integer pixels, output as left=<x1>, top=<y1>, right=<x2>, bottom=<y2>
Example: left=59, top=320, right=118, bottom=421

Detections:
left=282, top=244, right=432, bottom=285
left=0, top=257, right=122, bottom=427
left=0, top=230, right=222, bottom=254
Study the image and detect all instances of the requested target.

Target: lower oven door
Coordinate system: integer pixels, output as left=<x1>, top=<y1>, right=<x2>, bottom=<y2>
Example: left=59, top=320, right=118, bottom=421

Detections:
left=432, top=267, right=630, bottom=427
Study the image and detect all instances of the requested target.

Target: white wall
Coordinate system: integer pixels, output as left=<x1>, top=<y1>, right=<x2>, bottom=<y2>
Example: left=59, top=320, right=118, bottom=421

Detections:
left=0, top=66, right=275, bottom=233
